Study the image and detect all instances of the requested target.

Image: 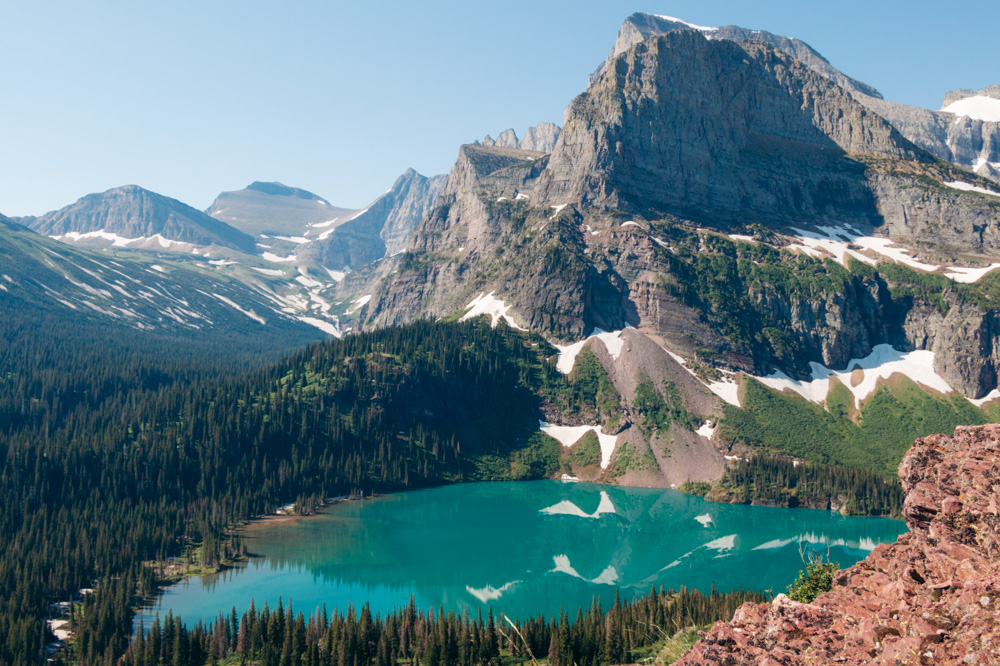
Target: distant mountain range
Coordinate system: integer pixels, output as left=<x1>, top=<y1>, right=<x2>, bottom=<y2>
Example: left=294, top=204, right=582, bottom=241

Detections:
left=17, top=184, right=256, bottom=253
left=7, top=10, right=1000, bottom=492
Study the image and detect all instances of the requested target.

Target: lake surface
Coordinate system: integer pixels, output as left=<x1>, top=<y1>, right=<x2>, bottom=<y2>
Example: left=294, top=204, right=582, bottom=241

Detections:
left=142, top=481, right=907, bottom=627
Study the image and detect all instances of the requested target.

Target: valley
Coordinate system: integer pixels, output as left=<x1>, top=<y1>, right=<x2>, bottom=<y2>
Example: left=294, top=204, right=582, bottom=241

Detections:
left=2, top=7, right=999, bottom=666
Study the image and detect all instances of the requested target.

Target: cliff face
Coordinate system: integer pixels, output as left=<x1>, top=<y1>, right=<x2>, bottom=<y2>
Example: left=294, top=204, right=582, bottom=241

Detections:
left=538, top=31, right=923, bottom=228
left=677, top=424, right=1000, bottom=665
left=592, top=13, right=1000, bottom=186
left=853, top=90, right=1000, bottom=185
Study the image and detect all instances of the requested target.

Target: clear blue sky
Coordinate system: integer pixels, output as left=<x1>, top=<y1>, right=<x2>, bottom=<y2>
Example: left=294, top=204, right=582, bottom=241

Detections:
left=1, top=0, right=997, bottom=217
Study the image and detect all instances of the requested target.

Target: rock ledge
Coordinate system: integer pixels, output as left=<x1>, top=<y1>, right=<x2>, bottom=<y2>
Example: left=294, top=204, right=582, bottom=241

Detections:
left=677, top=424, right=1000, bottom=665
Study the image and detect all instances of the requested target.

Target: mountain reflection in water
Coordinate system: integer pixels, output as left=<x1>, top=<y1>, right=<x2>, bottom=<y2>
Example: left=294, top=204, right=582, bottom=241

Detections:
left=141, top=481, right=906, bottom=628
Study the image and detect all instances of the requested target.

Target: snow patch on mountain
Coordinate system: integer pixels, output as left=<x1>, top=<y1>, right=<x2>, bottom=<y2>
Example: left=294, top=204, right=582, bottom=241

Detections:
left=941, top=95, right=1000, bottom=122
left=211, top=294, right=266, bottom=324
left=251, top=267, right=285, bottom=276
left=538, top=421, right=618, bottom=469
left=757, top=344, right=953, bottom=407
left=261, top=252, right=296, bottom=262
left=460, top=292, right=526, bottom=330
left=654, top=15, right=718, bottom=31
left=942, top=181, right=1000, bottom=198
left=552, top=328, right=626, bottom=374
left=944, top=264, right=1000, bottom=283
left=297, top=316, right=341, bottom=337
left=346, top=294, right=371, bottom=315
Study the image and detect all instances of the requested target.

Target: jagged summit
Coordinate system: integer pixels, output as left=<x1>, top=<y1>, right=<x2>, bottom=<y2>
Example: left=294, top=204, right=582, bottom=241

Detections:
left=22, top=184, right=255, bottom=252
left=589, top=12, right=883, bottom=99
left=481, top=122, right=561, bottom=153
left=298, top=167, right=446, bottom=270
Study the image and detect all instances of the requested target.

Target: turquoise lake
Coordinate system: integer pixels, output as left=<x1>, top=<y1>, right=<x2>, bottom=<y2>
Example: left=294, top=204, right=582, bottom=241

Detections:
left=142, top=481, right=907, bottom=626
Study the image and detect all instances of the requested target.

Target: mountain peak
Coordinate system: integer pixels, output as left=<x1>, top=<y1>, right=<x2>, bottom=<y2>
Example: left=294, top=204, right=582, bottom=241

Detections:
left=26, top=185, right=255, bottom=252
left=539, top=30, right=922, bottom=225
left=480, top=122, right=561, bottom=153
left=207, top=182, right=351, bottom=238
left=245, top=181, right=328, bottom=202
left=590, top=12, right=882, bottom=100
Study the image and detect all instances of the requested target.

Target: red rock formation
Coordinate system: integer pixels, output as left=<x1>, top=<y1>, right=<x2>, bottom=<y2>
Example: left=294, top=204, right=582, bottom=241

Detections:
left=676, top=424, right=1000, bottom=665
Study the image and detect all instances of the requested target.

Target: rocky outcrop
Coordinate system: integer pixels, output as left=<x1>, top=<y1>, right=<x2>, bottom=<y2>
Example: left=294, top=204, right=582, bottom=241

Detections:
left=905, top=297, right=1000, bottom=398
left=378, top=169, right=447, bottom=256
left=481, top=122, right=561, bottom=153
left=677, top=424, right=1000, bottom=665
left=23, top=185, right=255, bottom=252
left=206, top=181, right=353, bottom=238
left=588, top=12, right=882, bottom=99
left=943, top=84, right=1000, bottom=107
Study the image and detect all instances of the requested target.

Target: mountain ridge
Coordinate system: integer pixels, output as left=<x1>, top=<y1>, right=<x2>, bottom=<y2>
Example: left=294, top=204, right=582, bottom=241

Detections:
left=21, top=184, right=256, bottom=253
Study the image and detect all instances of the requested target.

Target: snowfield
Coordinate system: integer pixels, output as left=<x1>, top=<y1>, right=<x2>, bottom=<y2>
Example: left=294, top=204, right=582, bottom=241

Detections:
left=460, top=292, right=526, bottom=330
left=552, top=328, right=626, bottom=374
left=942, top=181, right=1000, bottom=198
left=941, top=95, right=1000, bottom=122
left=538, top=421, right=618, bottom=469
left=757, top=344, right=953, bottom=407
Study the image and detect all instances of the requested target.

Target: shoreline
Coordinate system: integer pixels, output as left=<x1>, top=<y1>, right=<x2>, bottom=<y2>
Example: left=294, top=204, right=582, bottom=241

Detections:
left=134, top=494, right=379, bottom=618
left=129, top=478, right=900, bottom=630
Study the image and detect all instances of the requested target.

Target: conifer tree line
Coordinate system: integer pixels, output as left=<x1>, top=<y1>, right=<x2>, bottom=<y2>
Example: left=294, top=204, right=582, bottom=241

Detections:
left=0, top=314, right=612, bottom=665
left=715, top=455, right=905, bottom=517
left=115, top=587, right=765, bottom=666
left=0, top=305, right=894, bottom=664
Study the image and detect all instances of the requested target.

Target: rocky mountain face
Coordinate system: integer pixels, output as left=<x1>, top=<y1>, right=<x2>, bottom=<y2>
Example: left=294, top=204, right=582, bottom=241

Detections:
left=298, top=168, right=445, bottom=270
left=481, top=122, right=561, bottom=153
left=19, top=185, right=253, bottom=252
left=364, top=29, right=1000, bottom=400
left=852, top=86, right=1000, bottom=184
left=539, top=31, right=925, bottom=227
left=592, top=13, right=1000, bottom=185
left=943, top=84, right=1000, bottom=107
left=677, top=424, right=1000, bottom=665
left=588, top=12, right=883, bottom=99
left=206, top=181, right=354, bottom=238
left=21, top=185, right=256, bottom=253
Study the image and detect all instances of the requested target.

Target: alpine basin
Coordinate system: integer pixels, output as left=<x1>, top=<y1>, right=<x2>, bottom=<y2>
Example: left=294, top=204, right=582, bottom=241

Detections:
left=142, top=481, right=906, bottom=626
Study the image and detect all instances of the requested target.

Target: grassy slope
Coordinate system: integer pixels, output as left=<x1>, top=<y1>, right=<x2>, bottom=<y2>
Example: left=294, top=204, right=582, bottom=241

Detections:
left=718, top=374, right=990, bottom=476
